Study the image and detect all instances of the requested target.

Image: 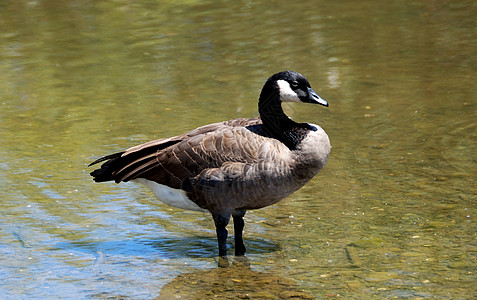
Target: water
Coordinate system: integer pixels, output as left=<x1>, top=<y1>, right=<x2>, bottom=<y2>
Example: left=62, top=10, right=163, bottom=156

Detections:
left=1, top=0, right=475, bottom=298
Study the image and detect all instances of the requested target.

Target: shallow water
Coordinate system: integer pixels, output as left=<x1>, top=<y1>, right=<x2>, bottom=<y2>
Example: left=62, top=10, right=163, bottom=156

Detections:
left=1, top=0, right=476, bottom=298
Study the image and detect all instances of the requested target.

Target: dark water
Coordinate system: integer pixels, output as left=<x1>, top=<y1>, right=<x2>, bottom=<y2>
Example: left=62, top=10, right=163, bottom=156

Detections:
left=1, top=0, right=475, bottom=298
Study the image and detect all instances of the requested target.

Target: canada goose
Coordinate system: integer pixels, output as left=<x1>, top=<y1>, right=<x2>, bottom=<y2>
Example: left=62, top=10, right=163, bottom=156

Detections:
left=89, top=71, right=331, bottom=259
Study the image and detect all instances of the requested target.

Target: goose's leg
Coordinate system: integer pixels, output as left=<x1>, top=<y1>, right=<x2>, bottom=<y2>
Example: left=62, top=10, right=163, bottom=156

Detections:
left=232, top=209, right=246, bottom=256
left=212, top=212, right=231, bottom=258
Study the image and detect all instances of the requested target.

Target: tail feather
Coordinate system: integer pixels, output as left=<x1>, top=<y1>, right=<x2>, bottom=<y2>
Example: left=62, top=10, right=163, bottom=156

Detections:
left=89, top=152, right=124, bottom=182
left=89, top=152, right=123, bottom=167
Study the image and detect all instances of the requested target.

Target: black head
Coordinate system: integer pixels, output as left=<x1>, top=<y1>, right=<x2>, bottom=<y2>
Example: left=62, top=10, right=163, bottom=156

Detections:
left=260, top=70, right=328, bottom=107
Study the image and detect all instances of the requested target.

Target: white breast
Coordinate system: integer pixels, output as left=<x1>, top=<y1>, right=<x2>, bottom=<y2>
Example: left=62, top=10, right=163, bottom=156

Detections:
left=133, top=178, right=208, bottom=212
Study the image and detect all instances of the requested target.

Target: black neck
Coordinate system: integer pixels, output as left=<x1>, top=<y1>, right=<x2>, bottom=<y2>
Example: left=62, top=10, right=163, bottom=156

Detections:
left=258, top=90, right=312, bottom=150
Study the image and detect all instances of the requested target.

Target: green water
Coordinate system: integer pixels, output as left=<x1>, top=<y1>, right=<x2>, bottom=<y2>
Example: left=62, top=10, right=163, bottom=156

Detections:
left=1, top=0, right=475, bottom=298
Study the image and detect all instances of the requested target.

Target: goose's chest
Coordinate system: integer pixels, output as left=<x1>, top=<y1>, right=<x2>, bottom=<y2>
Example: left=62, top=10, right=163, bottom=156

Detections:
left=293, top=125, right=331, bottom=175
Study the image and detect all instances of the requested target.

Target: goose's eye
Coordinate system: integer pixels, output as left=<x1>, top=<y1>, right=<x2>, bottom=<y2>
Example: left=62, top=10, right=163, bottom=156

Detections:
left=290, top=81, right=299, bottom=90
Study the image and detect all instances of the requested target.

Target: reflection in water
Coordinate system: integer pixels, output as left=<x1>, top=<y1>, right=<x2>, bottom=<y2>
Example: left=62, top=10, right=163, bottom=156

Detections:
left=54, top=235, right=280, bottom=260
left=158, top=258, right=314, bottom=299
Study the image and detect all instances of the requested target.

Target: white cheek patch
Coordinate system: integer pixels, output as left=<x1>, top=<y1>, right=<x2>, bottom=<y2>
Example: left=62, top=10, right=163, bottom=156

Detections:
left=277, top=80, right=301, bottom=102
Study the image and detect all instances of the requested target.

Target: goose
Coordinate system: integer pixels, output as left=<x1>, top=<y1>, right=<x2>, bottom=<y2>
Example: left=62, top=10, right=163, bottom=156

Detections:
left=89, top=70, right=331, bottom=259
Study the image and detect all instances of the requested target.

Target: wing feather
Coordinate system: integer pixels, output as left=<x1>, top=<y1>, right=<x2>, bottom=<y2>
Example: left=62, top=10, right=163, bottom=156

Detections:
left=89, top=117, right=291, bottom=201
